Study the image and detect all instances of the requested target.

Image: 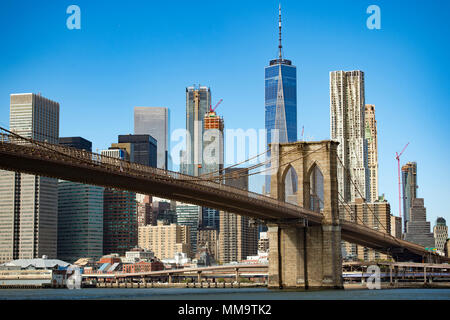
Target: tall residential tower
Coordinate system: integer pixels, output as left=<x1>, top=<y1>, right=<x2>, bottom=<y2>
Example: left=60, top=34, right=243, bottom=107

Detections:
left=365, top=104, right=378, bottom=202
left=330, top=70, right=370, bottom=202
left=402, top=161, right=418, bottom=232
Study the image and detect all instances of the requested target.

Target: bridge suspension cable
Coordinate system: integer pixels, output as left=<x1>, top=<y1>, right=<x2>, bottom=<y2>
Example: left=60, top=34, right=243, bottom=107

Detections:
left=336, top=154, right=401, bottom=245
left=177, top=144, right=327, bottom=183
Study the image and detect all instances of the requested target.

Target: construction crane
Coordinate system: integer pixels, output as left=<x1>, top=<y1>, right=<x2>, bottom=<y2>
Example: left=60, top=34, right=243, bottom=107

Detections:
left=209, top=99, right=223, bottom=113
left=395, top=142, right=409, bottom=219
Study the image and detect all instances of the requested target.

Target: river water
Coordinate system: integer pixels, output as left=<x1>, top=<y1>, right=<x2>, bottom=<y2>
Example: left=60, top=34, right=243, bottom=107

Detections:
left=0, top=288, right=449, bottom=300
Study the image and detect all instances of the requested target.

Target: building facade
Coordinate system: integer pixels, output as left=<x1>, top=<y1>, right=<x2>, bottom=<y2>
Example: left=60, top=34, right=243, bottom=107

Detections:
left=404, top=198, right=435, bottom=248
left=390, top=214, right=402, bottom=239
left=264, top=7, right=297, bottom=195
left=365, top=104, right=378, bottom=202
left=100, top=149, right=137, bottom=256
left=134, top=107, right=170, bottom=170
left=117, top=134, right=157, bottom=168
left=433, top=217, right=448, bottom=252
left=402, top=162, right=418, bottom=232
left=218, top=168, right=258, bottom=263
left=199, top=108, right=224, bottom=230
left=137, top=195, right=154, bottom=227
left=176, top=202, right=201, bottom=254
left=0, top=93, right=59, bottom=263
left=197, top=227, right=218, bottom=261
left=182, top=85, right=211, bottom=177
left=330, top=71, right=370, bottom=203
left=59, top=137, right=92, bottom=151
left=340, top=198, right=392, bottom=261
left=138, top=222, right=191, bottom=260
left=57, top=137, right=103, bottom=263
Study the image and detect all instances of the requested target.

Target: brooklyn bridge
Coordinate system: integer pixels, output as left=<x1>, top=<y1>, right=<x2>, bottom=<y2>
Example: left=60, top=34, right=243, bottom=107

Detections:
left=0, top=127, right=447, bottom=289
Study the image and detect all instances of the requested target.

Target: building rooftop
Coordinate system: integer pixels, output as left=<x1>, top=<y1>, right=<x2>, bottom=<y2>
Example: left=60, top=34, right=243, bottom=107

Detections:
left=1, top=256, right=70, bottom=269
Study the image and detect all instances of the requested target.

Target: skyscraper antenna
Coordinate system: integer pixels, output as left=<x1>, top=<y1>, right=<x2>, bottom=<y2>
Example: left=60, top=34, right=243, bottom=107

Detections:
left=278, top=4, right=282, bottom=60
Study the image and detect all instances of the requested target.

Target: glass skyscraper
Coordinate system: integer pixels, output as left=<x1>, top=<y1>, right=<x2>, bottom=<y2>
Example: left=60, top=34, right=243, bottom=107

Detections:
left=264, top=6, right=297, bottom=196
left=57, top=137, right=103, bottom=263
left=134, top=107, right=170, bottom=170
left=181, top=85, right=211, bottom=176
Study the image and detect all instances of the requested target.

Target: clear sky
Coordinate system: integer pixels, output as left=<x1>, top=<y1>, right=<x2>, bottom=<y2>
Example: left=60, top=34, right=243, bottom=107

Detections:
left=0, top=0, right=449, bottom=227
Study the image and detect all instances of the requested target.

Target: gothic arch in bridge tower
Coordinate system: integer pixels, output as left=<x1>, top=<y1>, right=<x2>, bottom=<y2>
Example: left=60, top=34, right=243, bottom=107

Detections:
left=280, top=164, right=298, bottom=205
left=307, top=162, right=324, bottom=213
left=267, top=140, right=343, bottom=289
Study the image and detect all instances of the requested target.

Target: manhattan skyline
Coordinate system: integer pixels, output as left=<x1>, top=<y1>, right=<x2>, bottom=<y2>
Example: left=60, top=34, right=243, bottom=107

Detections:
left=0, top=0, right=449, bottom=228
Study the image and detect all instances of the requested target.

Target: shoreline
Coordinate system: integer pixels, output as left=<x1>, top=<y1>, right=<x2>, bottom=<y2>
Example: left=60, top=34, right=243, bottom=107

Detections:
left=2, top=282, right=450, bottom=290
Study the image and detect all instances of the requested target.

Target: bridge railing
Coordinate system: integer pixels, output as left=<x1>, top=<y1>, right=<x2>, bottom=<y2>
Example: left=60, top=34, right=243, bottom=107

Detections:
left=0, top=131, right=321, bottom=220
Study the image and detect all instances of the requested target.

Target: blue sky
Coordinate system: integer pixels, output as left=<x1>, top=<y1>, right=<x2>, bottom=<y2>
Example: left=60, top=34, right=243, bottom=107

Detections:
left=0, top=0, right=449, bottom=226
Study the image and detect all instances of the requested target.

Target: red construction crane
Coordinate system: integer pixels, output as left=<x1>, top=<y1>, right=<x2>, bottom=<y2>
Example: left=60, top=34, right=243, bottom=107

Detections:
left=209, top=99, right=223, bottom=113
left=395, top=142, right=409, bottom=219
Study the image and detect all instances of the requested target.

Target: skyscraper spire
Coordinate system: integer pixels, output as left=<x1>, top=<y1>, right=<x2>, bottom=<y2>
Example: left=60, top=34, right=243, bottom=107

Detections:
left=278, top=4, right=282, bottom=60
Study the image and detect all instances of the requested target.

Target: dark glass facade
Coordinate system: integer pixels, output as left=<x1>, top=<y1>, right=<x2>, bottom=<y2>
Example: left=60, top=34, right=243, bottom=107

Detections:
left=59, top=137, right=92, bottom=151
left=103, top=189, right=137, bottom=256
left=118, top=134, right=157, bottom=168
left=57, top=137, right=103, bottom=262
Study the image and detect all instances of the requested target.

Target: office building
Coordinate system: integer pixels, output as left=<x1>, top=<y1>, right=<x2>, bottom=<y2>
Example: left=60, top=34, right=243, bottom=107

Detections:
left=134, top=107, right=170, bottom=170
left=59, top=137, right=92, bottom=151
left=137, top=195, right=154, bottom=227
left=402, top=162, right=418, bottom=232
left=264, top=6, right=297, bottom=195
left=176, top=202, right=201, bottom=254
left=197, top=227, right=218, bottom=261
left=100, top=149, right=137, bottom=256
left=182, top=85, right=211, bottom=176
left=198, top=108, right=224, bottom=230
left=153, top=199, right=177, bottom=225
left=0, top=93, right=59, bottom=263
left=258, top=232, right=269, bottom=253
left=101, top=148, right=127, bottom=160
left=404, top=198, right=435, bottom=248
left=330, top=70, right=370, bottom=203
left=340, top=198, right=392, bottom=261
left=434, top=218, right=448, bottom=252
left=117, top=134, right=157, bottom=167
left=202, top=108, right=224, bottom=175
left=138, top=222, right=191, bottom=260
left=57, top=137, right=103, bottom=263
left=218, top=168, right=258, bottom=263
left=390, top=215, right=402, bottom=239
left=365, top=104, right=378, bottom=202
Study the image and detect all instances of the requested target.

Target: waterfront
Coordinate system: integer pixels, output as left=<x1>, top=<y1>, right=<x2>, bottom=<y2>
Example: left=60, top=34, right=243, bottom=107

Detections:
left=0, top=288, right=449, bottom=300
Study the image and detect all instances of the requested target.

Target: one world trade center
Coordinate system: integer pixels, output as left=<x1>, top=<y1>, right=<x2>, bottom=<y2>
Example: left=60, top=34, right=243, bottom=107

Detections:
left=265, top=5, right=297, bottom=201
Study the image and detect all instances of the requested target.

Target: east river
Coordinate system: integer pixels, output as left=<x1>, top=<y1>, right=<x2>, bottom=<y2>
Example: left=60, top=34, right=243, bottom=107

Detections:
left=0, top=288, right=449, bottom=300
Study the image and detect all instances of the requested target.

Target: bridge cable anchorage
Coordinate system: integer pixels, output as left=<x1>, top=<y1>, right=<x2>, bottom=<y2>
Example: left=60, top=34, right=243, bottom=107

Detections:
left=177, top=144, right=327, bottom=183
left=336, top=154, right=403, bottom=248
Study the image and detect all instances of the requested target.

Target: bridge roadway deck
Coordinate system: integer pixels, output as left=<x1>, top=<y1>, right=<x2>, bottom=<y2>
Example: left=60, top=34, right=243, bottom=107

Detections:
left=0, top=138, right=447, bottom=262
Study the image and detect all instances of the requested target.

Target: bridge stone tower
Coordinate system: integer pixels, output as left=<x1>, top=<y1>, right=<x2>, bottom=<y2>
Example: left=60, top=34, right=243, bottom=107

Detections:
left=268, top=140, right=343, bottom=289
